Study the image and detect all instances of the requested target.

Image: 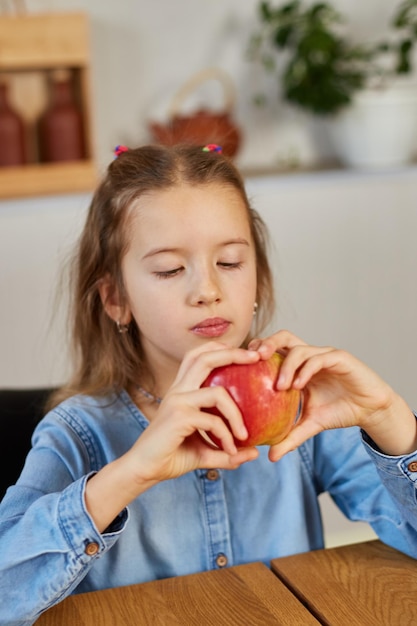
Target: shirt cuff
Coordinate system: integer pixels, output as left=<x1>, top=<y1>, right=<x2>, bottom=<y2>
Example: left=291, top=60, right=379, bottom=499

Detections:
left=361, top=421, right=417, bottom=485
left=103, top=509, right=129, bottom=534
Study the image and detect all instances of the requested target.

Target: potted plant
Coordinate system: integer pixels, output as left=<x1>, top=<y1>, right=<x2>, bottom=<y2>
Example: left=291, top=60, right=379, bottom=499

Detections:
left=249, top=0, right=417, bottom=168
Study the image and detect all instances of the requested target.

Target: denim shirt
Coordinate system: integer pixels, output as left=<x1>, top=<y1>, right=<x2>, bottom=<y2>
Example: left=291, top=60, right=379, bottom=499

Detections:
left=1, top=391, right=417, bottom=625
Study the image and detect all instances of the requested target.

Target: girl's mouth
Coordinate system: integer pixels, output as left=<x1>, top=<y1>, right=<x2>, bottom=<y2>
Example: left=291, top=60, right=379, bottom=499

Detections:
left=191, top=318, right=231, bottom=338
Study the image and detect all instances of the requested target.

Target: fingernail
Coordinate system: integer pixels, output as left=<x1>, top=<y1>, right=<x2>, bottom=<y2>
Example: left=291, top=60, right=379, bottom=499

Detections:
left=239, top=425, right=248, bottom=439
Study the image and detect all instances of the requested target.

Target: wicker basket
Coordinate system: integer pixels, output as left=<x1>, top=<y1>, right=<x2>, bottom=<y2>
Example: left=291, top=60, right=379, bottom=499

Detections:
left=149, top=67, right=241, bottom=157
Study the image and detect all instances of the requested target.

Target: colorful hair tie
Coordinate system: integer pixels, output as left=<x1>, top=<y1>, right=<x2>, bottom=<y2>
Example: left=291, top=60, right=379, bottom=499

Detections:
left=202, top=144, right=223, bottom=154
left=114, top=145, right=129, bottom=158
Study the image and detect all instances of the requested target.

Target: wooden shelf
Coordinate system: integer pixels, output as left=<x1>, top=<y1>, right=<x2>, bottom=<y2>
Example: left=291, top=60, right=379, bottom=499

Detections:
left=0, top=13, right=90, bottom=69
left=0, top=161, right=96, bottom=199
left=0, top=12, right=97, bottom=199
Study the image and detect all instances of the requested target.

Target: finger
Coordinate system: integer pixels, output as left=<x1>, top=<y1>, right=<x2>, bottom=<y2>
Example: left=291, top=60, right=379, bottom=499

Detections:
left=220, top=447, right=259, bottom=469
left=268, top=419, right=323, bottom=462
left=276, top=345, right=337, bottom=390
left=295, top=348, right=359, bottom=391
left=197, top=386, right=249, bottom=441
left=248, top=329, right=307, bottom=360
left=247, top=338, right=262, bottom=351
left=175, top=341, right=230, bottom=379
left=175, top=345, right=260, bottom=391
left=193, top=409, right=243, bottom=455
left=149, top=394, right=242, bottom=457
left=195, top=437, right=259, bottom=469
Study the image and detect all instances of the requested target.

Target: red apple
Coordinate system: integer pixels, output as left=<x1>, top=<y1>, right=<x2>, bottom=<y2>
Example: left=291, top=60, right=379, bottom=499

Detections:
left=200, top=352, right=301, bottom=448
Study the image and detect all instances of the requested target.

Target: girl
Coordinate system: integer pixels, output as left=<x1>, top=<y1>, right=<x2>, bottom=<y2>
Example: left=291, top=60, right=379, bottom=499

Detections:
left=1, top=144, right=417, bottom=625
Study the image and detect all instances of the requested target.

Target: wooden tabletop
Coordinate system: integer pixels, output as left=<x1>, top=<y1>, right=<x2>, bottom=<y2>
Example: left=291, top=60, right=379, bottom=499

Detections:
left=35, top=539, right=417, bottom=624
left=36, top=561, right=319, bottom=625
left=271, top=539, right=417, bottom=626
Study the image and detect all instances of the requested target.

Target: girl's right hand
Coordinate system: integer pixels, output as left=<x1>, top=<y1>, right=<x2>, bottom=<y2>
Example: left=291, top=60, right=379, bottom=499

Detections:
left=86, top=342, right=261, bottom=531
left=126, top=342, right=261, bottom=488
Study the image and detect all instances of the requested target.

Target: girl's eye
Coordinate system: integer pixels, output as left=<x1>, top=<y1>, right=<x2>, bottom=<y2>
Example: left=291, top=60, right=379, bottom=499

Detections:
left=154, top=267, right=183, bottom=279
left=154, top=262, right=242, bottom=278
left=218, top=261, right=243, bottom=269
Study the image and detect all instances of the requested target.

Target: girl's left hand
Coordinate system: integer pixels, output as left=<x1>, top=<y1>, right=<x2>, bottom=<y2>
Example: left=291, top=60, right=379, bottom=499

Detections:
left=248, top=330, right=417, bottom=461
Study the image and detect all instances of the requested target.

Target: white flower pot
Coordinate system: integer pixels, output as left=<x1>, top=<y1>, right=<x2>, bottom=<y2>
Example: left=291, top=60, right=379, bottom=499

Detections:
left=326, top=82, right=417, bottom=169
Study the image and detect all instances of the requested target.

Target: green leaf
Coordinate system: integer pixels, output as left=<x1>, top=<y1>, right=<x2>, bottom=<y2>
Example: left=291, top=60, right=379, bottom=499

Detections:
left=249, top=0, right=417, bottom=115
left=274, top=25, right=294, bottom=47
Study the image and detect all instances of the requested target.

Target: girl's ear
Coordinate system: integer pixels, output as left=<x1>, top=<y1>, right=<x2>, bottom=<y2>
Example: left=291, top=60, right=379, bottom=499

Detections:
left=98, top=274, right=132, bottom=325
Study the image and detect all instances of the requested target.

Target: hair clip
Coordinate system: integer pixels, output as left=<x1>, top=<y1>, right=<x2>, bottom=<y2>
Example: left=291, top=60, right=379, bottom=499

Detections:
left=114, top=145, right=129, bottom=158
left=202, top=144, right=223, bottom=154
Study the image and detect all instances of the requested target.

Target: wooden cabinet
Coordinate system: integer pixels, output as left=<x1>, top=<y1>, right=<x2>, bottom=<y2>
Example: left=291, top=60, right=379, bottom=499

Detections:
left=0, top=12, right=97, bottom=198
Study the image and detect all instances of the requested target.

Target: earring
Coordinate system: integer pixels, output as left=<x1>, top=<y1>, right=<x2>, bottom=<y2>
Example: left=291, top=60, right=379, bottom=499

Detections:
left=253, top=302, right=258, bottom=316
left=116, top=320, right=129, bottom=334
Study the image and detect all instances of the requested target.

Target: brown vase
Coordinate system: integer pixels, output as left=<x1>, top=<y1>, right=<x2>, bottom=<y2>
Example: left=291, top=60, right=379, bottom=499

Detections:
left=0, top=79, right=27, bottom=167
left=39, top=69, right=85, bottom=162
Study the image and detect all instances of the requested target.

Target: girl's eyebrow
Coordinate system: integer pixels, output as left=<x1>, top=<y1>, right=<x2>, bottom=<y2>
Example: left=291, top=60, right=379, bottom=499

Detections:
left=142, top=238, right=250, bottom=260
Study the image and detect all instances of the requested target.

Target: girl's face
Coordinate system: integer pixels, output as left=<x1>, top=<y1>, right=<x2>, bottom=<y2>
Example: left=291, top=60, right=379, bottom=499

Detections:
left=121, top=183, right=257, bottom=382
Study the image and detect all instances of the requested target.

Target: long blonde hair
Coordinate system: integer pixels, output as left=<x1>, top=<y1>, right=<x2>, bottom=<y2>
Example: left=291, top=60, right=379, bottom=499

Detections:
left=49, top=144, right=275, bottom=408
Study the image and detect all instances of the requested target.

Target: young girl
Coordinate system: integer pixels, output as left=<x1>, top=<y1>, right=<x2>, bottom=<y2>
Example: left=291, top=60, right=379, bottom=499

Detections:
left=1, top=144, right=417, bottom=625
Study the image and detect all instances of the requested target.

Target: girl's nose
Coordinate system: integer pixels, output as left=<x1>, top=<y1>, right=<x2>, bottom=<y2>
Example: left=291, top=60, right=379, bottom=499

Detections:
left=189, top=270, right=221, bottom=306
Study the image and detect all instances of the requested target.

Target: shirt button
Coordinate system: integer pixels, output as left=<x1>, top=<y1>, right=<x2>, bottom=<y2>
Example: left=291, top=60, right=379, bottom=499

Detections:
left=84, top=542, right=99, bottom=556
left=206, top=469, right=220, bottom=481
left=216, top=553, right=228, bottom=568
left=407, top=461, right=417, bottom=472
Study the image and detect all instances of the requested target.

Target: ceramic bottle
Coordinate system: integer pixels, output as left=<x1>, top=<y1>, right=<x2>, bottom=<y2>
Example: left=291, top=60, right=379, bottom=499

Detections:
left=38, top=69, right=85, bottom=162
left=0, top=77, right=27, bottom=167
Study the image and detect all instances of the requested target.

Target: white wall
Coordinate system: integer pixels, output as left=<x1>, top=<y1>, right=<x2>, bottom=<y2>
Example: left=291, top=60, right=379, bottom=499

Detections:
left=0, top=192, right=88, bottom=386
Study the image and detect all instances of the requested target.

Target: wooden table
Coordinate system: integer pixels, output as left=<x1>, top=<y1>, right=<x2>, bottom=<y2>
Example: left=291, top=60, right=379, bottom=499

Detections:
left=35, top=540, right=417, bottom=625
left=271, top=539, right=417, bottom=626
left=36, top=561, right=319, bottom=625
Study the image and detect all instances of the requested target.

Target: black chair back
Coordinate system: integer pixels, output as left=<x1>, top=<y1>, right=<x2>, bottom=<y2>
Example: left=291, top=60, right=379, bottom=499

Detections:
left=0, top=388, right=54, bottom=501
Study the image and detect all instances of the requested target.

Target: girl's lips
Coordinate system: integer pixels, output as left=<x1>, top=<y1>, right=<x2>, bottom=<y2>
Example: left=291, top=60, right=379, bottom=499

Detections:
left=191, top=318, right=231, bottom=338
